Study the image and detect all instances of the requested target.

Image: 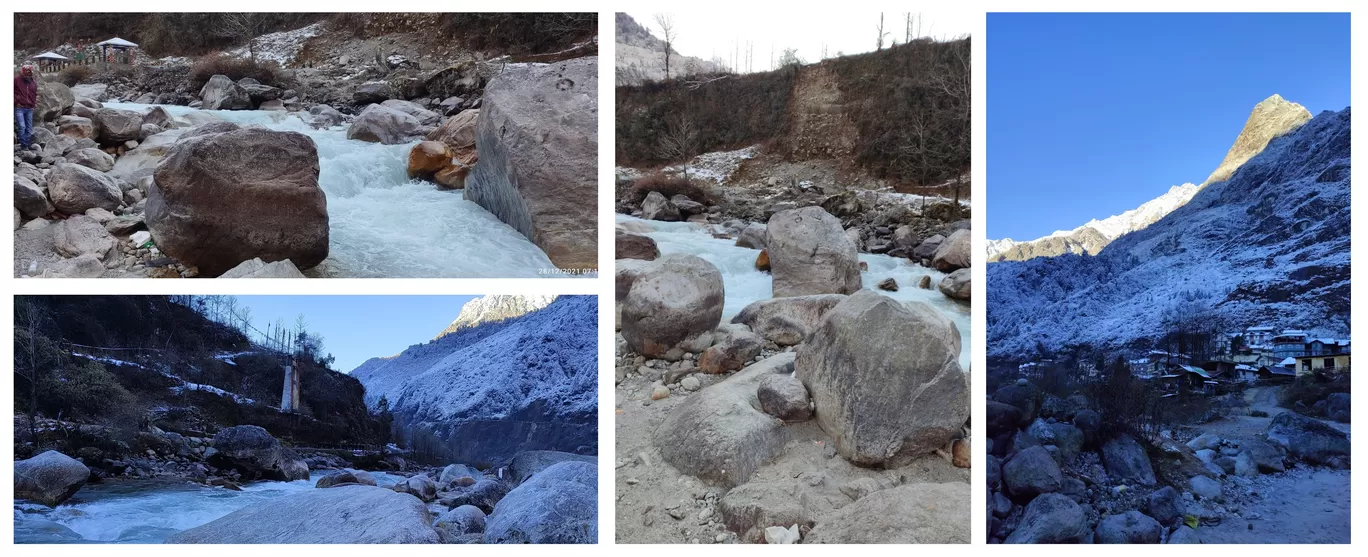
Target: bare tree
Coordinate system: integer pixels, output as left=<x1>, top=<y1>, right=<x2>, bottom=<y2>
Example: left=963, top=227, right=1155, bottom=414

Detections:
left=777, top=47, right=803, bottom=68
left=654, top=13, right=676, bottom=80
left=216, top=13, right=269, bottom=61
left=656, top=114, right=699, bottom=181
left=876, top=13, right=889, bottom=51
left=15, top=298, right=52, bottom=442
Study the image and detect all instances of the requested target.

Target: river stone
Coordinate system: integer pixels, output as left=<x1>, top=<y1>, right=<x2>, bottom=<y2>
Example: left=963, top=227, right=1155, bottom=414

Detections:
left=148, top=127, right=328, bottom=276
left=641, top=190, right=680, bottom=221
left=94, top=108, right=143, bottom=144
left=199, top=74, right=252, bottom=110
left=718, top=480, right=816, bottom=543
left=757, top=373, right=812, bottom=422
left=1187, top=432, right=1223, bottom=451
left=14, top=451, right=90, bottom=507
left=931, top=228, right=971, bottom=271
left=381, top=99, right=442, bottom=126
left=347, top=103, right=425, bottom=144
left=109, top=128, right=187, bottom=184
left=615, top=258, right=652, bottom=301
left=655, top=353, right=794, bottom=487
left=57, top=115, right=95, bottom=140
left=207, top=425, right=302, bottom=481
left=938, top=268, right=971, bottom=300
left=615, top=230, right=659, bottom=260
left=1189, top=475, right=1222, bottom=500
left=736, top=222, right=767, bottom=250
left=795, top=291, right=966, bottom=466
left=1093, top=510, right=1162, bottom=544
left=463, top=56, right=597, bottom=271
left=398, top=474, right=438, bottom=502
left=315, top=469, right=377, bottom=488
left=1004, top=493, right=1089, bottom=543
left=697, top=324, right=763, bottom=374
left=483, top=461, right=597, bottom=544
left=805, top=483, right=969, bottom=543
left=1073, top=409, right=1101, bottom=443
left=620, top=254, right=724, bottom=359
left=47, top=162, right=122, bottom=214
left=993, top=382, right=1040, bottom=426
left=1002, top=445, right=1062, bottom=501
left=507, top=450, right=596, bottom=486
left=353, top=81, right=395, bottom=104
left=36, top=80, right=74, bottom=121
left=65, top=147, right=115, bottom=172
left=766, top=206, right=861, bottom=297
left=14, top=175, right=54, bottom=218
left=1265, top=410, right=1350, bottom=465
left=53, top=215, right=116, bottom=259
left=1238, top=438, right=1285, bottom=474
left=407, top=140, right=453, bottom=180
left=306, top=104, right=346, bottom=128
left=986, top=401, right=1022, bottom=438
left=168, top=485, right=440, bottom=543
left=425, top=109, right=479, bottom=155
left=41, top=254, right=105, bottom=278
left=1101, top=434, right=1156, bottom=486
left=440, top=479, right=510, bottom=514
left=1168, top=525, right=1201, bottom=543
left=439, top=463, right=483, bottom=486
left=142, top=105, right=174, bottom=128
left=1146, top=486, right=1183, bottom=526
left=72, top=83, right=108, bottom=102
left=217, top=258, right=307, bottom=278
left=436, top=505, right=486, bottom=536
left=730, top=294, right=847, bottom=346
left=912, top=234, right=944, bottom=261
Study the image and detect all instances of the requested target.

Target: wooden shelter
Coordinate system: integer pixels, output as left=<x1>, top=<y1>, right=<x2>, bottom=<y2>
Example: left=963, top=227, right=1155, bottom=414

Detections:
left=32, top=51, right=71, bottom=72
left=97, top=37, right=139, bottom=68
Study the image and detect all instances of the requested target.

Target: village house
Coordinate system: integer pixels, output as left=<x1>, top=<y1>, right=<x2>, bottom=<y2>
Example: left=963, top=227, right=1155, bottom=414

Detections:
left=1294, top=350, right=1350, bottom=376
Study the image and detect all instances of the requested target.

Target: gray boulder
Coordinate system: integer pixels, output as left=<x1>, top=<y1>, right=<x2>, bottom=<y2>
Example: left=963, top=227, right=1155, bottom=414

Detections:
left=620, top=254, right=724, bottom=359
left=735, top=222, right=767, bottom=250
left=306, top=104, right=346, bottom=128
left=440, top=479, right=510, bottom=514
left=805, top=483, right=969, bottom=543
left=14, top=451, right=90, bottom=507
left=47, top=162, right=122, bottom=214
left=1101, top=434, right=1156, bottom=485
left=380, top=99, right=442, bottom=126
left=508, top=451, right=596, bottom=486
left=1146, top=486, right=1183, bottom=526
left=697, top=324, right=763, bottom=374
left=14, top=175, right=54, bottom=218
left=71, top=83, right=108, bottom=101
left=641, top=190, right=680, bottom=221
left=615, top=230, right=660, bottom=260
left=57, top=115, right=95, bottom=140
left=757, top=373, right=812, bottom=422
left=483, top=461, right=597, bottom=544
left=938, top=268, right=971, bottom=300
left=1265, top=410, right=1350, bottom=465
left=315, top=469, right=377, bottom=488
left=352, top=81, right=395, bottom=104
left=53, top=215, right=116, bottom=259
left=436, top=505, right=486, bottom=536
left=1004, top=493, right=1090, bottom=543
left=730, top=294, right=847, bottom=346
left=912, top=234, right=944, bottom=261
left=142, top=105, right=175, bottom=128
left=463, top=56, right=597, bottom=271
left=1002, top=445, right=1062, bottom=501
left=1236, top=438, right=1285, bottom=474
left=655, top=353, right=794, bottom=487
left=167, top=485, right=440, bottom=543
left=438, top=463, right=483, bottom=486
left=148, top=127, right=328, bottom=276
left=718, top=481, right=815, bottom=543
left=346, top=103, right=425, bottom=144
left=217, top=258, right=307, bottom=278
left=766, top=206, right=861, bottom=297
left=207, top=425, right=306, bottom=481
left=94, top=108, right=143, bottom=144
left=795, top=291, right=966, bottom=466
left=1168, top=525, right=1202, bottom=543
left=65, top=147, right=115, bottom=172
left=36, top=80, right=75, bottom=121
left=397, top=474, right=438, bottom=502
left=199, top=74, right=252, bottom=110
left=1189, top=475, right=1222, bottom=500
left=1093, top=510, right=1162, bottom=544
left=931, top=228, right=971, bottom=271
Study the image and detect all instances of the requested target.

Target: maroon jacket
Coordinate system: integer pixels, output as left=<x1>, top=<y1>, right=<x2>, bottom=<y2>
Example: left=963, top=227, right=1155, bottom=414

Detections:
left=15, top=74, right=37, bottom=108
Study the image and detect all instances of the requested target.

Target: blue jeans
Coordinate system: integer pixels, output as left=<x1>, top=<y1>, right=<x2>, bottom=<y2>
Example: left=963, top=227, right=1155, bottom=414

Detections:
left=14, top=107, right=33, bottom=147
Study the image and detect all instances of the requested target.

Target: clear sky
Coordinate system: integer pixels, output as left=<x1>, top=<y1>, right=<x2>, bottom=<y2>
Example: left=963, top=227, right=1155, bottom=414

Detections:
left=234, top=295, right=474, bottom=373
left=625, top=11, right=974, bottom=72
left=987, top=12, right=1350, bottom=241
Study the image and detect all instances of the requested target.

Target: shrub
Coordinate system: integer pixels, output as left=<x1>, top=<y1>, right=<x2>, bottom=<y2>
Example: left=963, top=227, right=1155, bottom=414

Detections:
left=38, top=359, right=134, bottom=419
left=189, top=53, right=280, bottom=88
left=628, top=172, right=711, bottom=205
left=1249, top=409, right=1269, bottom=417
left=57, top=65, right=95, bottom=87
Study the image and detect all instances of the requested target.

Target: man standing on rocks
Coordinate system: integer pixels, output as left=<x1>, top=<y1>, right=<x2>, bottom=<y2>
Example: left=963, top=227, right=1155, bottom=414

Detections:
left=14, top=63, right=38, bottom=149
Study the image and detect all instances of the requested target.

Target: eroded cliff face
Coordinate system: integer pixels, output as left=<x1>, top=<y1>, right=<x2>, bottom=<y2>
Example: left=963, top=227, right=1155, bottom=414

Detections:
left=435, top=295, right=557, bottom=339
left=1204, top=94, right=1312, bottom=185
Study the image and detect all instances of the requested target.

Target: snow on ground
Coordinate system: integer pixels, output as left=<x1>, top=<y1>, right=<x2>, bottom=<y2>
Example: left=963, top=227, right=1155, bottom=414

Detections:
left=71, top=353, right=142, bottom=368
left=662, top=146, right=758, bottom=184
left=227, top=22, right=325, bottom=66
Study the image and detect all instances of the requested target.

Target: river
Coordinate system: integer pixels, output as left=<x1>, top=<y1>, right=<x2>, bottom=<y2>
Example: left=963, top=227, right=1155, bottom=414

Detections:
left=617, top=215, right=972, bottom=369
left=105, top=103, right=560, bottom=278
left=13, top=470, right=407, bottom=543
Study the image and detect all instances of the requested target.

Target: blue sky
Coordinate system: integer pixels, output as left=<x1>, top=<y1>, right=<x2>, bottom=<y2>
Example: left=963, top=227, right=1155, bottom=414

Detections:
left=234, top=296, right=475, bottom=373
left=987, top=12, right=1350, bottom=240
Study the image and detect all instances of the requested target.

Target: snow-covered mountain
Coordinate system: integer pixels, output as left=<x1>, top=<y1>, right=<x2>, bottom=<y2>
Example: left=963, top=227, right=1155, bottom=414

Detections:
left=435, top=295, right=556, bottom=339
left=615, top=12, right=721, bottom=85
left=351, top=296, right=598, bottom=465
left=987, top=105, right=1350, bottom=358
left=988, top=95, right=1312, bottom=262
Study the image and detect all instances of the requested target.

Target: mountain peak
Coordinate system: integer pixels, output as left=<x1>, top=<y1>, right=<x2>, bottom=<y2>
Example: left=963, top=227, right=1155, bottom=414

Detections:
left=1203, top=94, right=1312, bottom=185
left=436, top=295, right=557, bottom=339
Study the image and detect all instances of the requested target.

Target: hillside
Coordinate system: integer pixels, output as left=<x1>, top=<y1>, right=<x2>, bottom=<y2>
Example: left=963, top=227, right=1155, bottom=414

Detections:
left=989, top=95, right=1312, bottom=262
left=987, top=105, right=1350, bottom=359
left=351, top=296, right=598, bottom=466
left=615, top=12, right=721, bottom=85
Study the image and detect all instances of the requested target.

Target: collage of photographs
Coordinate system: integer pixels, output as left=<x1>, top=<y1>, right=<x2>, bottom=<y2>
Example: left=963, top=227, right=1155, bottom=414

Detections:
left=4, top=5, right=1356, bottom=548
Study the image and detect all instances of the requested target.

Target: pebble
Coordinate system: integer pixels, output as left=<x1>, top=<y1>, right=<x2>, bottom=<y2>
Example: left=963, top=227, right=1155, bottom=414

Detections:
left=715, top=533, right=727, bottom=543
left=651, top=386, right=671, bottom=400
left=681, top=376, right=701, bottom=391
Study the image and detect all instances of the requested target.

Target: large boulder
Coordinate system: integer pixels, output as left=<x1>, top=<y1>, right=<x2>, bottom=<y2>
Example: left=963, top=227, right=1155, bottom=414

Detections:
left=735, top=222, right=767, bottom=250
left=1093, top=510, right=1162, bottom=544
left=1237, top=438, right=1285, bottom=474
left=931, top=229, right=971, bottom=271
left=407, top=140, right=453, bottom=180
left=36, top=80, right=75, bottom=121
left=47, top=162, right=122, bottom=214
left=207, top=425, right=307, bottom=481
left=1265, top=410, right=1350, bottom=465
left=757, top=373, right=812, bottom=422
left=730, top=294, right=846, bottom=346
left=438, top=463, right=482, bottom=486
left=167, top=485, right=440, bottom=543
left=142, top=105, right=175, bottom=128
left=1146, top=486, right=1183, bottom=526
left=306, top=104, right=346, bottom=128
left=615, top=230, right=660, bottom=260
left=795, top=291, right=966, bottom=466
left=655, top=353, right=794, bottom=487
left=65, top=147, right=115, bottom=172
left=641, top=191, right=680, bottom=221
left=912, top=234, right=944, bottom=261
left=463, top=56, right=598, bottom=271
left=718, top=481, right=816, bottom=543
left=1101, top=434, right=1156, bottom=486
left=14, top=451, right=90, bottom=507
left=697, top=324, right=763, bottom=374
left=57, top=115, right=95, bottom=140
left=938, top=268, right=971, bottom=300
left=804, top=483, right=969, bottom=543
left=765, top=206, right=861, bottom=297
left=148, top=127, right=328, bottom=276
left=425, top=109, right=479, bottom=154
left=986, top=401, right=1023, bottom=438
left=507, top=450, right=596, bottom=486
left=217, top=258, right=307, bottom=278
left=315, top=469, right=377, bottom=488
left=199, top=74, right=252, bottom=110
left=1004, top=493, right=1089, bottom=543
left=346, top=103, right=424, bottom=144
left=396, top=474, right=438, bottom=502
left=109, top=128, right=188, bottom=184
left=94, top=108, right=143, bottom=144
left=620, top=254, right=724, bottom=358
left=352, top=81, right=395, bottom=104
left=483, top=461, right=597, bottom=544
left=440, top=478, right=510, bottom=514
left=14, top=175, right=54, bottom=218
left=381, top=99, right=442, bottom=126
left=53, top=215, right=116, bottom=259
left=71, top=83, right=108, bottom=102
left=436, top=505, right=487, bottom=537
left=1002, top=445, right=1062, bottom=501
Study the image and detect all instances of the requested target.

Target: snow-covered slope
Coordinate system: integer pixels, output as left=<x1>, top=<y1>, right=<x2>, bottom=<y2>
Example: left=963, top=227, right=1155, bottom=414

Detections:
left=435, top=295, right=556, bottom=339
left=987, top=107, right=1350, bottom=358
left=615, top=12, right=721, bottom=85
left=989, top=95, right=1312, bottom=263
left=351, top=296, right=597, bottom=465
